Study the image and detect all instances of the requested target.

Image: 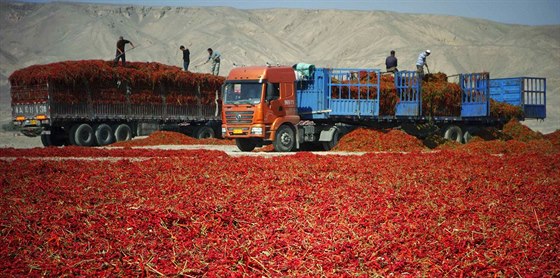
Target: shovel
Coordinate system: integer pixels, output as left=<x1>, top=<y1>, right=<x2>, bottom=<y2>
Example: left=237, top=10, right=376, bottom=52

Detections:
left=114, top=45, right=137, bottom=60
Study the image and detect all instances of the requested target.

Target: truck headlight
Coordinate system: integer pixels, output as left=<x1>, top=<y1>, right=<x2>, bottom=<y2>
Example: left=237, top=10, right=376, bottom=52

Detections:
left=251, top=127, right=263, bottom=135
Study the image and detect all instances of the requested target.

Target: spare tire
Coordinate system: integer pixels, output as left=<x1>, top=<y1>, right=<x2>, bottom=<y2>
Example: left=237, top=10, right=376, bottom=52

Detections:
left=74, top=123, right=95, bottom=146
left=114, top=124, right=132, bottom=142
left=444, top=125, right=463, bottom=144
left=95, top=124, right=114, bottom=146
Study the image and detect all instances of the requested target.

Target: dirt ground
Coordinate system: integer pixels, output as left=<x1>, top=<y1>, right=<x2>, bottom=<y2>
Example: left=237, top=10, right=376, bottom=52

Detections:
left=0, top=132, right=43, bottom=149
left=0, top=132, right=365, bottom=157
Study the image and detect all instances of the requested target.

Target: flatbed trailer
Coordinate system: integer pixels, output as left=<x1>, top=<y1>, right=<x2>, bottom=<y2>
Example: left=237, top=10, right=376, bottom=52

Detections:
left=12, top=82, right=221, bottom=147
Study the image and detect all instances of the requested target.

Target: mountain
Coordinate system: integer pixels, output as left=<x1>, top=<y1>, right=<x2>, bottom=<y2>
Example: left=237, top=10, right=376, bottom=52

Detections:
left=1, top=1, right=559, bottom=132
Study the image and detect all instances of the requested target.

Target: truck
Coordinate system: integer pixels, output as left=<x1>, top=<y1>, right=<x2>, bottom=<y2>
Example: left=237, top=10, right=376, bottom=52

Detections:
left=221, top=65, right=546, bottom=152
left=10, top=61, right=223, bottom=147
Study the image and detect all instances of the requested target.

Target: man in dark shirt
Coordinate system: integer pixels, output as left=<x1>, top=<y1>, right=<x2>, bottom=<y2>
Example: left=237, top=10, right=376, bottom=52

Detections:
left=179, top=45, right=190, bottom=71
left=385, top=50, right=398, bottom=74
left=113, top=36, right=134, bottom=66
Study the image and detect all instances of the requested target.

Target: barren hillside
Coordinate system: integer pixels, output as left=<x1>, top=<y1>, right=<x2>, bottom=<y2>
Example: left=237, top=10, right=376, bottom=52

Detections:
left=1, top=2, right=559, bottom=132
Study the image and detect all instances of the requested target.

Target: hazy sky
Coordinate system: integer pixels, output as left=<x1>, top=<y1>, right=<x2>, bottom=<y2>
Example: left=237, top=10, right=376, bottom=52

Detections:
left=16, top=0, right=560, bottom=26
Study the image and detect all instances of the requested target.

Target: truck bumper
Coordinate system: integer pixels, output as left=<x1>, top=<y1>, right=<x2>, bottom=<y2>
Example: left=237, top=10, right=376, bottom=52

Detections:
left=20, top=126, right=43, bottom=137
left=222, top=124, right=270, bottom=140
left=14, top=118, right=50, bottom=138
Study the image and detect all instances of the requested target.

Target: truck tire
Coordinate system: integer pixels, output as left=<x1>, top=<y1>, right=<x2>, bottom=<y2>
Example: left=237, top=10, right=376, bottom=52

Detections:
left=236, top=138, right=256, bottom=152
left=444, top=125, right=463, bottom=144
left=274, top=125, right=295, bottom=152
left=196, top=126, right=215, bottom=139
left=114, top=124, right=132, bottom=142
left=40, top=134, right=53, bottom=147
left=463, top=130, right=474, bottom=144
left=322, top=128, right=341, bottom=151
left=68, top=124, right=79, bottom=146
left=41, top=129, right=67, bottom=147
left=95, top=124, right=114, bottom=146
left=74, top=123, right=95, bottom=146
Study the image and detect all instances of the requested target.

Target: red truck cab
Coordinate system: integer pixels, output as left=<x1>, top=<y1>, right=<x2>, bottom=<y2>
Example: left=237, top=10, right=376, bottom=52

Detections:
left=221, top=66, right=299, bottom=151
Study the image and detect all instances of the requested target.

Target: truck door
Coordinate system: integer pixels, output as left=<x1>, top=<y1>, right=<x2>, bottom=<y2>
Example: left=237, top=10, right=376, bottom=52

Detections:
left=264, top=82, right=284, bottom=122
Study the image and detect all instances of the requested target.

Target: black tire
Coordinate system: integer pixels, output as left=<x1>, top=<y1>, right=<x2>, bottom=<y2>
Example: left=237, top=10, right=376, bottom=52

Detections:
left=463, top=131, right=474, bottom=143
left=41, top=134, right=53, bottom=147
left=322, top=127, right=341, bottom=151
left=273, top=124, right=295, bottom=152
left=114, top=124, right=132, bottom=142
left=68, top=124, right=79, bottom=146
left=444, top=125, right=463, bottom=143
left=195, top=126, right=215, bottom=139
left=74, top=123, right=95, bottom=146
left=95, top=124, right=114, bottom=146
left=53, top=128, right=69, bottom=146
left=41, top=133, right=66, bottom=147
left=236, top=138, right=257, bottom=152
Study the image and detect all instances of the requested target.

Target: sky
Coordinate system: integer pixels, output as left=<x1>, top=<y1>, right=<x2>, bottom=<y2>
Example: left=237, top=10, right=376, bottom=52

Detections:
left=13, top=0, right=560, bottom=26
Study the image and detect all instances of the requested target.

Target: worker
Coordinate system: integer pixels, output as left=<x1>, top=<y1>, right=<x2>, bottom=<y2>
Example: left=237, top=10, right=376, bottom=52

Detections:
left=113, top=36, right=134, bottom=67
left=416, top=49, right=431, bottom=79
left=179, top=45, right=190, bottom=71
left=204, top=48, right=221, bottom=75
left=385, top=50, right=398, bottom=74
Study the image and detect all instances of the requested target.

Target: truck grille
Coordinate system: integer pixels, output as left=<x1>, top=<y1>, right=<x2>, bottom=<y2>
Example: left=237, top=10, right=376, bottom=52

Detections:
left=225, top=111, right=254, bottom=124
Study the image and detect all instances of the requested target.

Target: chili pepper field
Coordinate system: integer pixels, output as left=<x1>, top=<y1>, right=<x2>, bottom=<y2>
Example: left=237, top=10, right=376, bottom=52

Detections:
left=1, top=137, right=559, bottom=277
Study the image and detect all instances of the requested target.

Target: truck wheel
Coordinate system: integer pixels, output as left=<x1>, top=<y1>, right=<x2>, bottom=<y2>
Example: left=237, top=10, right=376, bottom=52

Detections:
left=463, top=131, right=474, bottom=144
left=68, top=124, right=79, bottom=145
left=52, top=128, right=68, bottom=146
left=322, top=128, right=341, bottom=151
left=196, top=126, right=215, bottom=139
left=236, top=138, right=256, bottom=152
left=40, top=134, right=53, bottom=147
left=444, top=125, right=463, bottom=144
left=95, top=124, right=114, bottom=146
left=274, top=125, right=295, bottom=152
left=74, top=124, right=95, bottom=146
left=114, top=124, right=132, bottom=142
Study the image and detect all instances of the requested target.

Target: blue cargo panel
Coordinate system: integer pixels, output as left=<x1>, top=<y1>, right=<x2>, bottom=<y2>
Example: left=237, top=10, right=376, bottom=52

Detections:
left=489, top=77, right=546, bottom=119
left=460, top=73, right=490, bottom=117
left=327, top=68, right=380, bottom=117
left=296, top=68, right=329, bottom=120
left=395, top=71, right=421, bottom=116
left=489, top=78, right=522, bottom=105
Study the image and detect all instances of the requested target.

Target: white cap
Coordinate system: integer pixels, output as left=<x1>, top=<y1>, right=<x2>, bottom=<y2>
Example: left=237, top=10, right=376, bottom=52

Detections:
left=426, top=49, right=431, bottom=54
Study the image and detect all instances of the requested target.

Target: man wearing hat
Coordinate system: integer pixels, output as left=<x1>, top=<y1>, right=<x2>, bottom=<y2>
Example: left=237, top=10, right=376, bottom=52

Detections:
left=416, top=49, right=431, bottom=79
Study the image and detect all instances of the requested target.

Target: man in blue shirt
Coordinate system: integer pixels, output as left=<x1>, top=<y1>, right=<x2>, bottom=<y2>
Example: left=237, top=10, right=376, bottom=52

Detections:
left=385, top=50, right=398, bottom=74
left=204, top=48, right=221, bottom=75
left=416, top=49, right=431, bottom=79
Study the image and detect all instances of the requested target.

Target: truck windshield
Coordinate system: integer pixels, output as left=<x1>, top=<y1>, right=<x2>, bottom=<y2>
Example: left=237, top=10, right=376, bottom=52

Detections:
left=223, top=83, right=263, bottom=105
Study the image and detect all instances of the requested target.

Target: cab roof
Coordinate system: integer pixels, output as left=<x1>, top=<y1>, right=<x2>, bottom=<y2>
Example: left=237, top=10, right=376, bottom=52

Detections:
left=227, top=66, right=295, bottom=83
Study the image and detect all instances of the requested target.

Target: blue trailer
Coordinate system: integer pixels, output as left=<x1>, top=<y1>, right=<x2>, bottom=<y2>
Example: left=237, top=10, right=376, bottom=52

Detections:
left=295, top=68, right=546, bottom=145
